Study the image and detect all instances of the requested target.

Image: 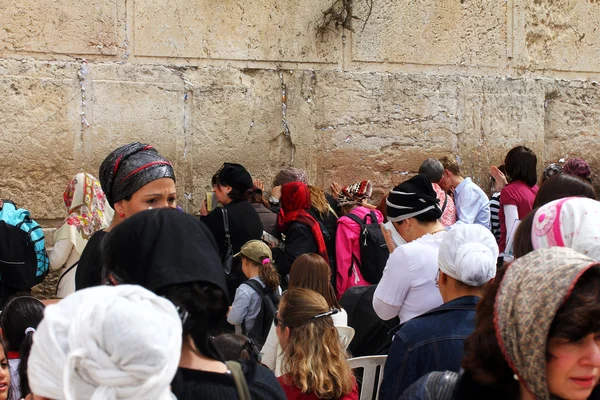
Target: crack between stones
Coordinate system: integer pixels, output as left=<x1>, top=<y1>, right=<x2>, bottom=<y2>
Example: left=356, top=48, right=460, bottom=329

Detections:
left=279, top=70, right=296, bottom=164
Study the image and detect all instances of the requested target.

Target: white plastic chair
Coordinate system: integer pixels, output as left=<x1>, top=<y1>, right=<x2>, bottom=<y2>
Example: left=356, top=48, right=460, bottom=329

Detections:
left=336, top=326, right=355, bottom=349
left=347, top=355, right=387, bottom=400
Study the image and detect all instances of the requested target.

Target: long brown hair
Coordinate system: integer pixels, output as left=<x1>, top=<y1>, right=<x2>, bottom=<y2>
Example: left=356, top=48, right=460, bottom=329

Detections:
left=279, top=288, right=354, bottom=399
left=289, top=254, right=340, bottom=309
left=242, top=256, right=280, bottom=293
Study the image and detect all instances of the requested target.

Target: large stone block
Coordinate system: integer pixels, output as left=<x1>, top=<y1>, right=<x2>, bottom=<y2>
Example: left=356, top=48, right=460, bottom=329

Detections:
left=79, top=63, right=185, bottom=174
left=314, top=72, right=546, bottom=196
left=352, top=0, right=506, bottom=67
left=513, top=0, right=600, bottom=72
left=182, top=67, right=319, bottom=211
left=133, top=0, right=339, bottom=62
left=0, top=0, right=120, bottom=56
left=315, top=71, right=462, bottom=196
left=0, top=60, right=81, bottom=220
left=543, top=80, right=600, bottom=184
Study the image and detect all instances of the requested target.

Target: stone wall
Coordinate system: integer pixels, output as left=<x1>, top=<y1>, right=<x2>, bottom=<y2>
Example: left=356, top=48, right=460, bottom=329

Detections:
left=2, top=0, right=600, bottom=226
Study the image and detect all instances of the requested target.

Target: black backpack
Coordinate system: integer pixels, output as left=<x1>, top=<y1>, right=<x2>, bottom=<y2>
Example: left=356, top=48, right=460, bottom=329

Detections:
left=345, top=211, right=390, bottom=284
left=242, top=279, right=280, bottom=349
left=0, top=200, right=49, bottom=301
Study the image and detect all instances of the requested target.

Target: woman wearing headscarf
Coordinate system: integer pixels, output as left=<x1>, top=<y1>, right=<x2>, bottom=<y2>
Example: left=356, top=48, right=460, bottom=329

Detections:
left=273, top=182, right=329, bottom=280
left=200, top=163, right=263, bottom=298
left=335, top=180, right=384, bottom=299
left=75, top=142, right=176, bottom=290
left=49, top=173, right=113, bottom=298
left=270, top=167, right=339, bottom=272
left=400, top=247, right=600, bottom=400
left=102, top=208, right=286, bottom=400
left=27, top=284, right=182, bottom=400
left=530, top=197, right=600, bottom=260
left=373, top=174, right=445, bottom=323
left=380, top=224, right=498, bottom=399
left=563, top=157, right=592, bottom=183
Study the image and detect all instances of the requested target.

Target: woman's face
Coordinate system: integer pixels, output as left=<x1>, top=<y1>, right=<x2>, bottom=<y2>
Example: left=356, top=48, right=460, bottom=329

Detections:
left=213, top=184, right=232, bottom=205
left=0, top=347, right=9, bottom=400
left=546, top=333, right=600, bottom=400
left=117, top=178, right=176, bottom=218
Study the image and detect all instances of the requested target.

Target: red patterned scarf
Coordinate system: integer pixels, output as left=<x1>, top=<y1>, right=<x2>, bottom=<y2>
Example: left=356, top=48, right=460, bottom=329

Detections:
left=277, top=182, right=329, bottom=264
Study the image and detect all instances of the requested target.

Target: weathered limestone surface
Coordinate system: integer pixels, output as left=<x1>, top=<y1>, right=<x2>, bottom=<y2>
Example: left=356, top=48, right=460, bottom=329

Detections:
left=2, top=0, right=600, bottom=295
left=513, top=0, right=600, bottom=72
left=0, top=0, right=121, bottom=55
left=133, top=0, right=339, bottom=62
left=353, top=0, right=506, bottom=67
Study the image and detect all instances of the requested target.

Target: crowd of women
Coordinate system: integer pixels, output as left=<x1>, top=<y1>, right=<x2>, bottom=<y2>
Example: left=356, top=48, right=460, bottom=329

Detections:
left=0, top=141, right=597, bottom=400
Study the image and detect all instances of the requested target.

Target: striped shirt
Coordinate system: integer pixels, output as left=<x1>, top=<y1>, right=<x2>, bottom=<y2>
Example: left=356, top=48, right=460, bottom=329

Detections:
left=489, top=192, right=501, bottom=242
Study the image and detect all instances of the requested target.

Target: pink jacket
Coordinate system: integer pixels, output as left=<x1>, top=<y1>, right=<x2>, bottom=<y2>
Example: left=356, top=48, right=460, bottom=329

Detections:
left=335, top=206, right=384, bottom=299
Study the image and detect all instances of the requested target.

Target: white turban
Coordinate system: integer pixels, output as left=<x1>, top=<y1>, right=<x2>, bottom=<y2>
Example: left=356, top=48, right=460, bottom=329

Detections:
left=438, top=224, right=499, bottom=287
left=28, top=285, right=182, bottom=400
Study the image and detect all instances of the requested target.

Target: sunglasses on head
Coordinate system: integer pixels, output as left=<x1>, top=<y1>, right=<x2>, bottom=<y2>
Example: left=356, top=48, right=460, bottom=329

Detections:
left=273, top=309, right=340, bottom=328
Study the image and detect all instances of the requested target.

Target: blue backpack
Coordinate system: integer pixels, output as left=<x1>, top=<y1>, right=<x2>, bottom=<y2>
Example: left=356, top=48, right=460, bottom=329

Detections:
left=0, top=200, right=49, bottom=294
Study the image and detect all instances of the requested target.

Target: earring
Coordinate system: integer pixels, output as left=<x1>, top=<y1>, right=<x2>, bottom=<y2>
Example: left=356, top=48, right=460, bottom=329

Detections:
left=118, top=212, right=125, bottom=218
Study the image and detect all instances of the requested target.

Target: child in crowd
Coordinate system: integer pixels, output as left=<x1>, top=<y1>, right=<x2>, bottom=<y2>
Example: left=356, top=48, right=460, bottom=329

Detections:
left=227, top=240, right=281, bottom=346
left=213, top=334, right=261, bottom=363
left=0, top=296, right=44, bottom=400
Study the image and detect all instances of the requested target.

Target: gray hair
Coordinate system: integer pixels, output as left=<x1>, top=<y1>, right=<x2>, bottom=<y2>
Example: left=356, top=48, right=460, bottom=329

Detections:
left=418, top=158, right=444, bottom=183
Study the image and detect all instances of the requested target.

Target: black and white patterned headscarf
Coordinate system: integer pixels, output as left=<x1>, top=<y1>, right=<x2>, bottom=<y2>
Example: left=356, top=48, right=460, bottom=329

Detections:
left=386, top=174, right=442, bottom=222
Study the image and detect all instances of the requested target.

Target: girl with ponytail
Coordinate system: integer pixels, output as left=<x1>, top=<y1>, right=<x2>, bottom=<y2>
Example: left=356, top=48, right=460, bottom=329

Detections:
left=228, top=240, right=281, bottom=336
left=0, top=296, right=44, bottom=400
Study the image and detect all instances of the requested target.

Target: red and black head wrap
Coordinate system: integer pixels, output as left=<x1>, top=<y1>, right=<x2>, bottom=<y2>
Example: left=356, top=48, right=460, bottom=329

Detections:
left=99, top=142, right=176, bottom=207
left=277, top=181, right=329, bottom=264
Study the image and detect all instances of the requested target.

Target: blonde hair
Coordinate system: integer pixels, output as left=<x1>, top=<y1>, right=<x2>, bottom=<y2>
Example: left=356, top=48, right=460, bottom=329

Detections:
left=279, top=288, right=354, bottom=399
left=439, top=155, right=461, bottom=176
left=308, top=185, right=336, bottom=217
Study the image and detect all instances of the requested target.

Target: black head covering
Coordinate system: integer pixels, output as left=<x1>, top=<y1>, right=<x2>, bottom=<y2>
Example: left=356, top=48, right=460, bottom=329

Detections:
left=386, top=174, right=442, bottom=222
left=103, top=208, right=227, bottom=298
left=214, top=163, right=253, bottom=193
left=99, top=142, right=176, bottom=207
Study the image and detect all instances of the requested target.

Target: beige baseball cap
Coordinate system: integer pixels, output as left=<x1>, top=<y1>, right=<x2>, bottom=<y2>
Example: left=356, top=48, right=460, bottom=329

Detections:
left=234, top=240, right=272, bottom=264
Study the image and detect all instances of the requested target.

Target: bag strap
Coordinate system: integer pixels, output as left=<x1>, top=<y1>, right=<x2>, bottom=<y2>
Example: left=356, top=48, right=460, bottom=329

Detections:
left=345, top=213, right=365, bottom=227
left=222, top=208, right=233, bottom=250
left=242, top=279, right=268, bottom=295
left=225, top=361, right=252, bottom=400
left=55, top=261, right=79, bottom=297
left=368, top=210, right=378, bottom=224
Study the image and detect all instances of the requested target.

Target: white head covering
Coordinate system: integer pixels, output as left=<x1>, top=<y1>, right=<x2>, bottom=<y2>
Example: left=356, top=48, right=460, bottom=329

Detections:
left=28, top=285, right=182, bottom=400
left=531, top=197, right=600, bottom=261
left=438, top=224, right=499, bottom=287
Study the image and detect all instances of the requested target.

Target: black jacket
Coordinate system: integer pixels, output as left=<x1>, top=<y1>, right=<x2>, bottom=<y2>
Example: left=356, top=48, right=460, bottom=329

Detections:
left=272, top=221, right=318, bottom=276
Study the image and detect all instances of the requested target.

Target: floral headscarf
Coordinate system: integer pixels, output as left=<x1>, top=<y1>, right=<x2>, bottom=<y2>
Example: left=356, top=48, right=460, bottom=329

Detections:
left=54, top=173, right=114, bottom=254
left=494, top=247, right=599, bottom=399
left=531, top=197, right=600, bottom=261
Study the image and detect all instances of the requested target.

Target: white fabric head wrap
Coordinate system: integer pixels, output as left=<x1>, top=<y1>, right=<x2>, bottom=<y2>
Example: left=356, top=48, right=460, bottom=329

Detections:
left=531, top=197, right=600, bottom=261
left=438, top=224, right=499, bottom=287
left=28, top=285, right=182, bottom=400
